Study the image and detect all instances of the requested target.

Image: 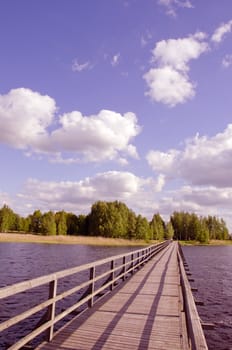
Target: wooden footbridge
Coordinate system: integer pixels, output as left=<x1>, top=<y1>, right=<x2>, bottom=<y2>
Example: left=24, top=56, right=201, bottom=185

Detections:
left=0, top=241, right=208, bottom=349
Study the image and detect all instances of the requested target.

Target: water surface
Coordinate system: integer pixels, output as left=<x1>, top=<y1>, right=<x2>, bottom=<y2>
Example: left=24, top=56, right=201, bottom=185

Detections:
left=183, top=245, right=232, bottom=350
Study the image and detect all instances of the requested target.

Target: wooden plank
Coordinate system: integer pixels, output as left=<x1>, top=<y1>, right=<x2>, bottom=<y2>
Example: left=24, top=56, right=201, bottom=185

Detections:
left=36, top=242, right=189, bottom=350
left=0, top=241, right=170, bottom=349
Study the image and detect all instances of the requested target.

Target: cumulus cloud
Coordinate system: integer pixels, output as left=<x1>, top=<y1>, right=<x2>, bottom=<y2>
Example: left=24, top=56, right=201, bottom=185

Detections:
left=0, top=88, right=141, bottom=164
left=158, top=0, right=193, bottom=17
left=72, top=59, right=93, bottom=72
left=222, top=54, right=232, bottom=68
left=152, top=33, right=208, bottom=71
left=47, top=110, right=140, bottom=163
left=144, top=32, right=208, bottom=106
left=157, top=184, right=232, bottom=228
left=180, top=185, right=232, bottom=208
left=18, top=171, right=164, bottom=215
left=211, top=20, right=232, bottom=43
left=147, top=124, right=232, bottom=187
left=144, top=66, right=195, bottom=106
left=147, top=148, right=179, bottom=173
left=0, top=88, right=56, bottom=149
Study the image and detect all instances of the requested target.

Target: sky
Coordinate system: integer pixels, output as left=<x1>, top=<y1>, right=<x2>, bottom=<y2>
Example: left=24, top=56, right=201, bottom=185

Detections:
left=1, top=0, right=232, bottom=230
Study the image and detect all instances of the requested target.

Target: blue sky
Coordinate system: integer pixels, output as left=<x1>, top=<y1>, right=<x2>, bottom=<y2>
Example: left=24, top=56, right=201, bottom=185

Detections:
left=1, top=0, right=232, bottom=229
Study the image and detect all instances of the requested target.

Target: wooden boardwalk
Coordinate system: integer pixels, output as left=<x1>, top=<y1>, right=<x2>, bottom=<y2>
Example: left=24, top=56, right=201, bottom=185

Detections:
left=36, top=242, right=190, bottom=350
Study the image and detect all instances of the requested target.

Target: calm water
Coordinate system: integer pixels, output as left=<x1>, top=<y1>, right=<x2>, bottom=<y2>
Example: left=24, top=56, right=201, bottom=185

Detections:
left=0, top=243, right=231, bottom=349
left=183, top=246, right=232, bottom=350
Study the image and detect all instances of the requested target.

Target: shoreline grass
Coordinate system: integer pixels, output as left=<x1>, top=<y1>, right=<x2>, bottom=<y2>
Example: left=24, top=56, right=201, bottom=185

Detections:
left=179, top=239, right=232, bottom=246
left=0, top=232, right=151, bottom=246
left=1, top=233, right=231, bottom=247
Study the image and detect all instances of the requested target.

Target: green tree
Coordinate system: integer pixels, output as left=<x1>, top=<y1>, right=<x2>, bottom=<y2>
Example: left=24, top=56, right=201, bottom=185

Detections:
left=29, top=210, right=43, bottom=234
left=66, top=213, right=79, bottom=235
left=135, top=215, right=151, bottom=240
left=76, top=214, right=88, bottom=235
left=127, top=210, right=137, bottom=239
left=150, top=213, right=165, bottom=240
left=0, top=205, right=16, bottom=232
left=171, top=211, right=183, bottom=240
left=56, top=211, right=67, bottom=235
left=41, top=211, right=56, bottom=235
left=165, top=221, right=174, bottom=240
left=196, top=218, right=209, bottom=243
left=21, top=216, right=31, bottom=232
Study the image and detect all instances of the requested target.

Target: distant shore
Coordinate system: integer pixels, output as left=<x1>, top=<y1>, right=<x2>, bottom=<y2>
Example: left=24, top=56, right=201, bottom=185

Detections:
left=0, top=232, right=150, bottom=246
left=180, top=239, right=232, bottom=246
left=1, top=233, right=231, bottom=246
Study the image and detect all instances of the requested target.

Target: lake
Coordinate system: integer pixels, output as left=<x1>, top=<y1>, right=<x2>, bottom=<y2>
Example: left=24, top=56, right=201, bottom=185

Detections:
left=0, top=242, right=231, bottom=349
left=183, top=245, right=232, bottom=350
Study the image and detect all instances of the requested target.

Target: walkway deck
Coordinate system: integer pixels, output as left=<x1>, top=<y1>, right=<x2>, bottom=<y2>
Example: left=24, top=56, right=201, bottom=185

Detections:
left=36, top=242, right=189, bottom=350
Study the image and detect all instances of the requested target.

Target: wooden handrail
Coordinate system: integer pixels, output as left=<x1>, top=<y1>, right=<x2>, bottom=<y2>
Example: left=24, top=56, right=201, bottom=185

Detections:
left=0, top=240, right=170, bottom=349
left=177, top=244, right=208, bottom=350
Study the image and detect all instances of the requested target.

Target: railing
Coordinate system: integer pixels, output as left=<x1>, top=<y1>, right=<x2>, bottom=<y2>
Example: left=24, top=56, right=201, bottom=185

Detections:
left=0, top=240, right=170, bottom=349
left=177, top=244, right=208, bottom=350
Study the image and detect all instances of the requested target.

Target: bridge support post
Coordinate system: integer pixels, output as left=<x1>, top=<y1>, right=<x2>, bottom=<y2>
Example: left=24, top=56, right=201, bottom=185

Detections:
left=88, top=266, right=95, bottom=307
left=123, top=256, right=126, bottom=281
left=110, top=260, right=115, bottom=291
left=47, top=278, right=57, bottom=342
left=131, top=253, right=134, bottom=274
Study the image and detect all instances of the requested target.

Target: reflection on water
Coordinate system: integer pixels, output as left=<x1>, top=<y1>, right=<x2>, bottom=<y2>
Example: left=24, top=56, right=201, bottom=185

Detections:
left=183, top=246, right=232, bottom=350
left=0, top=242, right=139, bottom=349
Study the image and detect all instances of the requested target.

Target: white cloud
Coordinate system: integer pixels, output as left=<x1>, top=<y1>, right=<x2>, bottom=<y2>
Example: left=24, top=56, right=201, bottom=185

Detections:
left=180, top=185, right=232, bottom=208
left=0, top=89, right=141, bottom=164
left=158, top=0, right=193, bottom=17
left=144, top=33, right=208, bottom=107
left=111, top=53, right=120, bottom=67
left=152, top=33, right=208, bottom=71
left=9, top=168, right=232, bottom=231
left=155, top=184, right=232, bottom=230
left=72, top=59, right=92, bottom=72
left=48, top=110, right=140, bottom=163
left=147, top=124, right=232, bottom=187
left=153, top=174, right=166, bottom=192
left=0, top=88, right=56, bottom=149
left=222, top=54, right=232, bottom=68
left=144, top=66, right=195, bottom=106
left=147, top=149, right=179, bottom=173
left=211, top=20, right=232, bottom=43
left=18, top=171, right=164, bottom=216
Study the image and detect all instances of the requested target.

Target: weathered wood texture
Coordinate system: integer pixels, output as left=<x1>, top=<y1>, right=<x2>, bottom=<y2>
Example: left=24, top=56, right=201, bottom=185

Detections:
left=36, top=242, right=200, bottom=350
left=0, top=241, right=169, bottom=349
left=1, top=241, right=208, bottom=350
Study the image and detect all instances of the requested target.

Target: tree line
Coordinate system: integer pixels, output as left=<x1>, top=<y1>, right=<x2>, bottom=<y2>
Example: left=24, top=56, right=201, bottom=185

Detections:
left=0, top=202, right=230, bottom=242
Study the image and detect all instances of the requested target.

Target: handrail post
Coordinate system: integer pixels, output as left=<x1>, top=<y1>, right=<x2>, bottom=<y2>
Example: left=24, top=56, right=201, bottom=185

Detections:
left=88, top=266, right=95, bottom=307
left=46, top=278, right=57, bottom=342
left=142, top=249, right=145, bottom=263
left=110, top=260, right=115, bottom=291
left=131, top=253, right=134, bottom=274
left=137, top=251, right=140, bottom=268
left=123, top=256, right=126, bottom=281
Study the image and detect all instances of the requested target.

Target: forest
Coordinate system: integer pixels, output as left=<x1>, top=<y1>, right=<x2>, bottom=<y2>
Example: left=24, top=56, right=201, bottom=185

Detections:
left=0, top=201, right=230, bottom=243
